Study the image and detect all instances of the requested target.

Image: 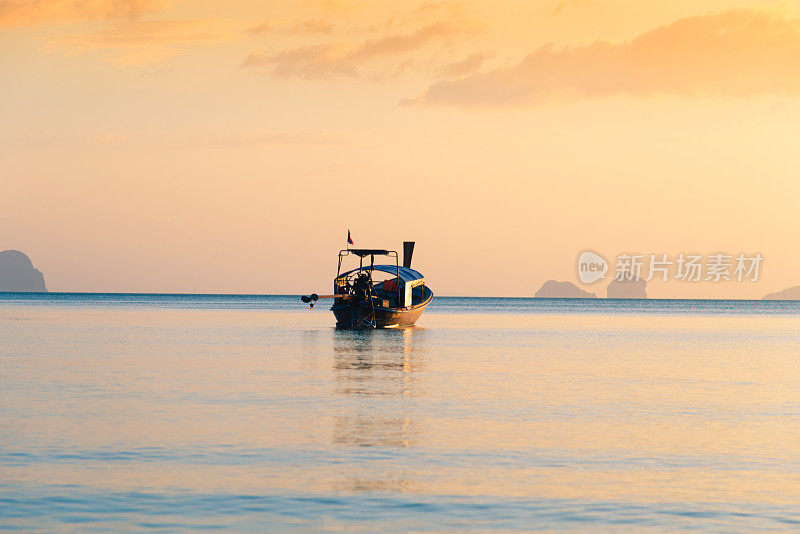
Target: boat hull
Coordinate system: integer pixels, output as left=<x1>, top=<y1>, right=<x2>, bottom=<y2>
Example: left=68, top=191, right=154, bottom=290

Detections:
left=331, top=294, right=432, bottom=329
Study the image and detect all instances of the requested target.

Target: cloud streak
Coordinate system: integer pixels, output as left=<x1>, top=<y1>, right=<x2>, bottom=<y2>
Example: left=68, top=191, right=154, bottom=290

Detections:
left=0, top=0, right=170, bottom=26
left=439, top=51, right=494, bottom=78
left=197, top=129, right=343, bottom=147
left=92, top=133, right=127, bottom=144
left=411, top=9, right=800, bottom=106
left=242, top=20, right=462, bottom=79
left=47, top=18, right=241, bottom=66
left=249, top=18, right=334, bottom=35
left=241, top=42, right=355, bottom=78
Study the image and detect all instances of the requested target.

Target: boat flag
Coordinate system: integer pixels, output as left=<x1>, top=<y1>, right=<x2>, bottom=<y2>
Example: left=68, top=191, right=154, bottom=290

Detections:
left=347, top=230, right=354, bottom=246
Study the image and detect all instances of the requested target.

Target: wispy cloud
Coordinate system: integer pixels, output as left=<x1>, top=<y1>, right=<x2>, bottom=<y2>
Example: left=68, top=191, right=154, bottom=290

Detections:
left=92, top=133, right=127, bottom=144
left=47, top=18, right=241, bottom=66
left=196, top=129, right=343, bottom=147
left=242, top=20, right=463, bottom=79
left=409, top=9, right=800, bottom=106
left=0, top=0, right=171, bottom=27
left=305, top=0, right=362, bottom=13
left=439, top=51, right=493, bottom=78
left=2, top=129, right=342, bottom=148
left=249, top=18, right=334, bottom=35
left=349, top=20, right=454, bottom=59
left=550, top=0, right=593, bottom=16
left=241, top=42, right=355, bottom=78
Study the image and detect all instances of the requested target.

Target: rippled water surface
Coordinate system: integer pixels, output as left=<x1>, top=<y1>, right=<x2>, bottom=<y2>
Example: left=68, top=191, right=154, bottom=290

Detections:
left=2, top=294, right=800, bottom=531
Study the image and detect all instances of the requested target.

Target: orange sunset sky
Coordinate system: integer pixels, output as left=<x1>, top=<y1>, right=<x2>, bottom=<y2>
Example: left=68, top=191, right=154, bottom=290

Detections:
left=2, top=0, right=799, bottom=297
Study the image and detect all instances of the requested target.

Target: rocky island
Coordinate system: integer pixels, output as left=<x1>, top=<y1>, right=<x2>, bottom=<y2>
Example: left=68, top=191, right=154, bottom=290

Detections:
left=0, top=250, right=47, bottom=292
left=534, top=280, right=597, bottom=298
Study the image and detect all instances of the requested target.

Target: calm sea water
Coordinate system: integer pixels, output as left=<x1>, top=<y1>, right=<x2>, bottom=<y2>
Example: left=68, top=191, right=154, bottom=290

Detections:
left=2, top=294, right=800, bottom=532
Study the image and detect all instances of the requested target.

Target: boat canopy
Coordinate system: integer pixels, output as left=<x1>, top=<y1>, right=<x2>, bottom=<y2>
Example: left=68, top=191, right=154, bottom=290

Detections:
left=338, top=264, right=424, bottom=283
left=347, top=249, right=391, bottom=257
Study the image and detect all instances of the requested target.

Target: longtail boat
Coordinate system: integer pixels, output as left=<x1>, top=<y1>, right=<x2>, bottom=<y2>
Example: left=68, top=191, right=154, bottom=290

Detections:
left=302, top=241, right=433, bottom=328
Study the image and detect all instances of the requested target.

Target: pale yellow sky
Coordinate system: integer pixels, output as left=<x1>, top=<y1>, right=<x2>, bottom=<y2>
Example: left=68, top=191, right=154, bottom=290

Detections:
left=2, top=0, right=799, bottom=297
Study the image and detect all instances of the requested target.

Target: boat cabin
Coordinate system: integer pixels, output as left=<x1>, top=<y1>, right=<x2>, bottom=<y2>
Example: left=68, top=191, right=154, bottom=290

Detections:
left=334, top=248, right=430, bottom=309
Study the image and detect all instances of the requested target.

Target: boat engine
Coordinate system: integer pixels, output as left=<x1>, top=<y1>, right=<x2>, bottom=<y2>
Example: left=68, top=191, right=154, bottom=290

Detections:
left=352, top=272, right=371, bottom=303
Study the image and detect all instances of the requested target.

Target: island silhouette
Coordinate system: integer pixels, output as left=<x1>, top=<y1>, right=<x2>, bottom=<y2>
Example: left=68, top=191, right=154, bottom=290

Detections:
left=762, top=286, right=800, bottom=300
left=606, top=278, right=648, bottom=298
left=534, top=280, right=597, bottom=298
left=534, top=278, right=650, bottom=298
left=0, top=250, right=47, bottom=292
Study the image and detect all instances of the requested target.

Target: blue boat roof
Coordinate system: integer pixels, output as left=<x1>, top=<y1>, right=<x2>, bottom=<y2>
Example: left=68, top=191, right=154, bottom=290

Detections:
left=339, top=264, right=425, bottom=283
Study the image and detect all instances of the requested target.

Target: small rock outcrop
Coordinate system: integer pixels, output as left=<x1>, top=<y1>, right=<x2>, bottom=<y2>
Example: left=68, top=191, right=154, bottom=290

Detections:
left=534, top=280, right=597, bottom=298
left=606, top=278, right=647, bottom=298
left=763, top=286, right=800, bottom=300
left=0, top=250, right=47, bottom=292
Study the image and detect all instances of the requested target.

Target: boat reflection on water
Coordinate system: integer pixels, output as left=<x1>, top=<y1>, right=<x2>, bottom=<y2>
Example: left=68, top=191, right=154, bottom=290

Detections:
left=333, top=327, right=424, bottom=393
left=331, top=327, right=426, bottom=491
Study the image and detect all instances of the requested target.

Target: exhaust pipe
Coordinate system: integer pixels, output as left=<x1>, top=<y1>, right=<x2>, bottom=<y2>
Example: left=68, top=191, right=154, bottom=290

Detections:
left=403, top=241, right=415, bottom=268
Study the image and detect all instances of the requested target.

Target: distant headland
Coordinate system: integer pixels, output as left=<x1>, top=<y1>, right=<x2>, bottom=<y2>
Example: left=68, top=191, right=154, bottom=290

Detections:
left=534, top=278, right=648, bottom=298
left=534, top=280, right=597, bottom=298
left=0, top=250, right=47, bottom=292
left=606, top=278, right=648, bottom=298
left=762, top=286, right=800, bottom=300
